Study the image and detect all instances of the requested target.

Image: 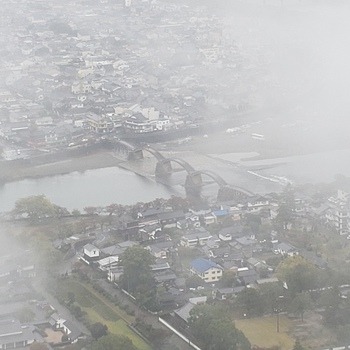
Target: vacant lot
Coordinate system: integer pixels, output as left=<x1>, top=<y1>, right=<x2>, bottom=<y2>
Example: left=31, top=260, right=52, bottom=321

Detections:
left=44, top=328, right=64, bottom=344
left=236, top=315, right=295, bottom=350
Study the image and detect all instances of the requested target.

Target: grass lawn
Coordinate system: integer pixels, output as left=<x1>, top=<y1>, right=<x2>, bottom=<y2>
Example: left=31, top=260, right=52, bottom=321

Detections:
left=235, top=315, right=295, bottom=350
left=56, top=280, right=152, bottom=350
left=85, top=308, right=152, bottom=350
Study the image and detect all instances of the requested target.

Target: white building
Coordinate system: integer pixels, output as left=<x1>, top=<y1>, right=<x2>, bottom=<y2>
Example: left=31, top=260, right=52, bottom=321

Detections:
left=190, top=258, right=223, bottom=283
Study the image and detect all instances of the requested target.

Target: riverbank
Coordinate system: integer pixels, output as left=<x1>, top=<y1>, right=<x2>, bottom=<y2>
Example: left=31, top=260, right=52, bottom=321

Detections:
left=0, top=151, right=122, bottom=184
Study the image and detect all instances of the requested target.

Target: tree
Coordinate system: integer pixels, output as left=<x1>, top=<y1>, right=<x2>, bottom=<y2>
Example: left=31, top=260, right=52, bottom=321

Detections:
left=258, top=282, right=285, bottom=315
left=274, top=184, right=295, bottom=230
left=219, top=271, right=237, bottom=288
left=290, top=292, right=313, bottom=321
left=13, top=195, right=55, bottom=222
left=29, top=232, right=62, bottom=271
left=277, top=256, right=318, bottom=297
left=119, top=246, right=156, bottom=309
left=89, top=322, right=108, bottom=340
left=105, top=203, right=126, bottom=219
left=293, top=339, right=305, bottom=350
left=319, top=287, right=343, bottom=326
left=67, top=292, right=75, bottom=306
left=236, top=288, right=264, bottom=317
left=89, top=334, right=137, bottom=350
left=83, top=206, right=99, bottom=216
left=189, top=304, right=250, bottom=350
left=53, top=204, right=70, bottom=218
left=185, top=274, right=204, bottom=288
left=72, top=209, right=81, bottom=218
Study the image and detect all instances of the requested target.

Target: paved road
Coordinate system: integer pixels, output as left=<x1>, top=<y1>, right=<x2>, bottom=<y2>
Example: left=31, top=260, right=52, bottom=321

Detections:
left=31, top=278, right=90, bottom=336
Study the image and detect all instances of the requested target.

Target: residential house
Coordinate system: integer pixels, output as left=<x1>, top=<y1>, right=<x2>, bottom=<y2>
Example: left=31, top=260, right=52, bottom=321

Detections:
left=151, top=260, right=171, bottom=272
left=49, top=313, right=84, bottom=344
left=174, top=296, right=207, bottom=325
left=190, top=258, right=223, bottom=283
left=180, top=230, right=212, bottom=248
left=49, top=313, right=66, bottom=329
left=146, top=240, right=174, bottom=259
left=139, top=223, right=162, bottom=240
left=0, top=319, right=35, bottom=349
left=231, top=235, right=261, bottom=256
left=255, top=277, right=279, bottom=288
left=275, top=242, right=299, bottom=257
left=107, top=266, right=124, bottom=283
left=212, top=210, right=229, bottom=224
left=87, top=113, right=114, bottom=134
left=62, top=319, right=84, bottom=343
left=123, top=112, right=156, bottom=134
left=325, top=189, right=350, bottom=235
left=215, top=286, right=245, bottom=300
left=97, top=256, right=119, bottom=272
left=237, top=269, right=259, bottom=287
left=158, top=210, right=186, bottom=229
left=187, top=214, right=201, bottom=228
left=246, top=195, right=269, bottom=213
left=82, top=243, right=100, bottom=263
left=203, top=213, right=216, bottom=226
left=218, top=227, right=234, bottom=242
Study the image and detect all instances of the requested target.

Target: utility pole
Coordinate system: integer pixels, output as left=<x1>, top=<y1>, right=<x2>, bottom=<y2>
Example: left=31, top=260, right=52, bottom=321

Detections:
left=276, top=295, right=284, bottom=333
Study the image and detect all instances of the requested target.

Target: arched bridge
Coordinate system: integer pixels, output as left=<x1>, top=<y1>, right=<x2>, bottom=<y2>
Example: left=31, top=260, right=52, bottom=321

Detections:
left=113, top=140, right=251, bottom=199
left=113, top=140, right=165, bottom=161
left=155, top=157, right=196, bottom=176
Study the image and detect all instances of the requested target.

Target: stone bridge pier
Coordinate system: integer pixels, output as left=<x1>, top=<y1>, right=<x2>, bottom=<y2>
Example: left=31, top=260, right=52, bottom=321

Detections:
left=155, top=160, right=173, bottom=176
left=127, top=149, right=143, bottom=161
left=185, top=173, right=203, bottom=196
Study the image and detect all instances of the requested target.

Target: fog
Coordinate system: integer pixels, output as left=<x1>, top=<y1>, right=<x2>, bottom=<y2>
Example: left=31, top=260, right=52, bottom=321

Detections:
left=219, top=0, right=350, bottom=152
left=2, top=1, right=350, bottom=349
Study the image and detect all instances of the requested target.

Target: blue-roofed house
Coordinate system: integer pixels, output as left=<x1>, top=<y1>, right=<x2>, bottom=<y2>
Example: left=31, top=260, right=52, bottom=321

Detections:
left=212, top=210, right=229, bottom=224
left=190, top=258, right=223, bottom=283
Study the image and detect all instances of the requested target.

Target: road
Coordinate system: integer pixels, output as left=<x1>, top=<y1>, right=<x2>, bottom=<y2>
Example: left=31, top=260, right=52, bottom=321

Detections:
left=31, top=278, right=90, bottom=336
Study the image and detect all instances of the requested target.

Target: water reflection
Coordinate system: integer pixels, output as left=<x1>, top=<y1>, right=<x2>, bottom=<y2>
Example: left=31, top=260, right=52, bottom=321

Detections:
left=0, top=167, right=179, bottom=212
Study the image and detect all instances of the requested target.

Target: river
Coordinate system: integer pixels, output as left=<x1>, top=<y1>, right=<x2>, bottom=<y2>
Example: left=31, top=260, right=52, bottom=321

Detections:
left=0, top=167, right=180, bottom=213
left=1, top=147, right=350, bottom=213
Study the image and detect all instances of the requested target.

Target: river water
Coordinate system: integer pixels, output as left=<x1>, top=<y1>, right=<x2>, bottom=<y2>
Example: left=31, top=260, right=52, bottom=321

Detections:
left=0, top=167, right=179, bottom=213
left=1, top=147, right=350, bottom=213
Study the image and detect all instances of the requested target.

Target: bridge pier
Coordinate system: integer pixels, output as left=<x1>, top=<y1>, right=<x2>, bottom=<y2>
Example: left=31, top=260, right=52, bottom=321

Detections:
left=127, top=150, right=143, bottom=161
left=185, top=173, right=203, bottom=196
left=155, top=160, right=173, bottom=176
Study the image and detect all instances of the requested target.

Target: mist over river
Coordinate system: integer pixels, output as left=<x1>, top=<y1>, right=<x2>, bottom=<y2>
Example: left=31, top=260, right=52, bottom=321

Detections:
left=1, top=147, right=350, bottom=213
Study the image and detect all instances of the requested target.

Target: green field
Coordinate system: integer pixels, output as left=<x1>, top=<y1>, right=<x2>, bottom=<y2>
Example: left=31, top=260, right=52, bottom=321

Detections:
left=85, top=308, right=151, bottom=350
left=56, top=280, right=152, bottom=350
left=236, top=315, right=295, bottom=350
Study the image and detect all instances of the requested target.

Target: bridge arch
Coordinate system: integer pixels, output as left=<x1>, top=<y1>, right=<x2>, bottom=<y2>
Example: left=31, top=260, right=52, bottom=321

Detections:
left=156, top=157, right=196, bottom=176
left=136, top=147, right=165, bottom=162
left=113, top=141, right=165, bottom=162
left=113, top=140, right=137, bottom=151
left=191, top=170, right=228, bottom=188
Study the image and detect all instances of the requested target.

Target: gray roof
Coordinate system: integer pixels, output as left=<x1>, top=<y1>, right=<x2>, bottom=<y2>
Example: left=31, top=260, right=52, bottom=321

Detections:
left=83, top=243, right=98, bottom=252
left=100, top=245, right=124, bottom=256
left=174, top=302, right=196, bottom=323
left=0, top=319, right=35, bottom=346
left=64, top=319, right=84, bottom=340
left=182, top=231, right=212, bottom=241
